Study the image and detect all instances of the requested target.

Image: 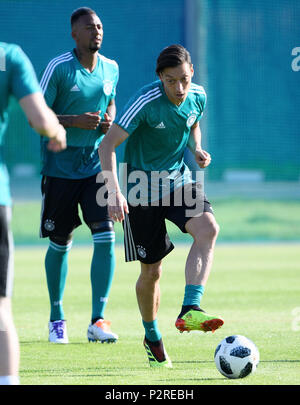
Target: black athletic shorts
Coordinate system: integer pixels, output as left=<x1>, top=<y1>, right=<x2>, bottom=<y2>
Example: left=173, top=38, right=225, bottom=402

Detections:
left=40, top=174, right=111, bottom=238
left=123, top=183, right=214, bottom=264
left=0, top=205, right=14, bottom=297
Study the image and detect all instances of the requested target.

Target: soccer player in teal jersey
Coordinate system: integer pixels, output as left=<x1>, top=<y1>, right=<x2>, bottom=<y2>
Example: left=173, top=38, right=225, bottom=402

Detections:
left=100, top=45, right=224, bottom=368
left=39, top=7, right=119, bottom=344
left=0, top=42, right=66, bottom=384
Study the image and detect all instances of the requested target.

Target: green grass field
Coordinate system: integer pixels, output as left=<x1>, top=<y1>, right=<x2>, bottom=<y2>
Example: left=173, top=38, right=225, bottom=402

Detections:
left=12, top=243, right=300, bottom=386
left=10, top=198, right=300, bottom=245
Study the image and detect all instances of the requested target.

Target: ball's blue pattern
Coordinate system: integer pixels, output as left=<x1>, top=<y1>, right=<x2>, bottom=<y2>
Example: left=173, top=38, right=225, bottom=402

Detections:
left=219, top=356, right=233, bottom=375
left=239, top=362, right=253, bottom=378
left=230, top=346, right=251, bottom=358
left=225, top=335, right=237, bottom=344
left=214, top=344, right=221, bottom=358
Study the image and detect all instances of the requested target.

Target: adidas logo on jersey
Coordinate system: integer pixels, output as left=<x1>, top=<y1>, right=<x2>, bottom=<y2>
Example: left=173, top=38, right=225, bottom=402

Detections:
left=70, top=84, right=80, bottom=92
left=155, top=122, right=166, bottom=129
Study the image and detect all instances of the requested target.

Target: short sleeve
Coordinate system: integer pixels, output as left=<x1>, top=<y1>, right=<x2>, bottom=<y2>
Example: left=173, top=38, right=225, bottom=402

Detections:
left=116, top=92, right=146, bottom=135
left=110, top=61, right=119, bottom=100
left=10, top=45, right=41, bottom=100
left=39, top=64, right=58, bottom=108
left=196, top=89, right=207, bottom=122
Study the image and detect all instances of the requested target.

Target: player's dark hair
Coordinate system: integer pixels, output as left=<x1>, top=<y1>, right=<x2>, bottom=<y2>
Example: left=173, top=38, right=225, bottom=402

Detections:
left=71, top=7, right=96, bottom=26
left=156, top=44, right=192, bottom=75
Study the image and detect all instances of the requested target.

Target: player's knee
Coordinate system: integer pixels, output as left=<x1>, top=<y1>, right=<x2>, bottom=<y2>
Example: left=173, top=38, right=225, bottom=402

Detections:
left=141, top=262, right=162, bottom=283
left=88, top=220, right=114, bottom=235
left=0, top=297, right=12, bottom=321
left=203, top=219, right=219, bottom=241
left=193, top=217, right=220, bottom=243
left=209, top=220, right=220, bottom=239
left=49, top=234, right=73, bottom=246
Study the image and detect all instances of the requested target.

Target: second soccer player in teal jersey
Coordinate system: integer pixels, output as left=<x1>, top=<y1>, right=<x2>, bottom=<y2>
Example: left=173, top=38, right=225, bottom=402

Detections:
left=100, top=45, right=224, bottom=368
left=39, top=7, right=118, bottom=343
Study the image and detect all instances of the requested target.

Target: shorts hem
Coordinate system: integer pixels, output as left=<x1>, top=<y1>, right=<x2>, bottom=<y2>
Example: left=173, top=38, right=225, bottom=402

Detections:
left=127, top=243, right=175, bottom=264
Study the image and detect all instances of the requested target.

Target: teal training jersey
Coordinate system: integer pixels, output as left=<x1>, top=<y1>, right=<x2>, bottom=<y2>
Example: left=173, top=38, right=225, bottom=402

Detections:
left=116, top=80, right=206, bottom=202
left=40, top=50, right=119, bottom=179
left=0, top=42, right=41, bottom=206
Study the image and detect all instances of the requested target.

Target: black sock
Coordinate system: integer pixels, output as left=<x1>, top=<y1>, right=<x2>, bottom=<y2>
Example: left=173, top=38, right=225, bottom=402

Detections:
left=145, top=336, right=162, bottom=347
left=91, top=317, right=103, bottom=325
left=178, top=305, right=203, bottom=319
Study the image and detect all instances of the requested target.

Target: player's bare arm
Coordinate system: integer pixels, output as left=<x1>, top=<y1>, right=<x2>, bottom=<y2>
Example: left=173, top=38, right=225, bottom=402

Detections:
left=58, top=99, right=115, bottom=132
left=99, top=123, right=129, bottom=222
left=188, top=121, right=211, bottom=168
left=57, top=111, right=101, bottom=130
left=100, top=99, right=116, bottom=134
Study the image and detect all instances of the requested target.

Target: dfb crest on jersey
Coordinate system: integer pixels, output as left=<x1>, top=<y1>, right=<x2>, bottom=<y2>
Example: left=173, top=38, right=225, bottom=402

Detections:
left=186, top=112, right=197, bottom=127
left=103, top=80, right=113, bottom=96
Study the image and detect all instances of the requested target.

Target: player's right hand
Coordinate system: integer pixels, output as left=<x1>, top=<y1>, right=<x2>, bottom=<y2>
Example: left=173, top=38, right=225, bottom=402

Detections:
left=107, top=191, right=129, bottom=222
left=47, top=124, right=67, bottom=152
left=74, top=111, right=101, bottom=130
left=194, top=149, right=211, bottom=168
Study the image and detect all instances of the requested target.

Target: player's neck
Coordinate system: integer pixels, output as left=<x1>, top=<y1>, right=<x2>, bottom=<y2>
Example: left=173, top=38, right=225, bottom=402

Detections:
left=74, top=48, right=98, bottom=72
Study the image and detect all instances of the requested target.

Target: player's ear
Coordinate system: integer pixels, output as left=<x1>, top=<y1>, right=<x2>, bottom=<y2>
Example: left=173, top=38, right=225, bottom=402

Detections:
left=158, top=71, right=163, bottom=82
left=190, top=64, right=194, bottom=77
left=71, top=29, right=77, bottom=42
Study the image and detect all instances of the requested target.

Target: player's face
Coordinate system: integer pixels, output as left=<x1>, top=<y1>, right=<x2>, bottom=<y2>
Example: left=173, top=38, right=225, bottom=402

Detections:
left=159, top=62, right=194, bottom=105
left=72, top=14, right=103, bottom=53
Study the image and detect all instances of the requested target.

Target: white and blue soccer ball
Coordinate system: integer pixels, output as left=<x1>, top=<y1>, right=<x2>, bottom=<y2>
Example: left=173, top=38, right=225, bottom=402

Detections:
left=214, top=335, right=259, bottom=379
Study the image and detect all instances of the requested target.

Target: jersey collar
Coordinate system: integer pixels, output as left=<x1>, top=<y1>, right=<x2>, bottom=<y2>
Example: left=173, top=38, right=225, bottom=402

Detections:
left=72, top=49, right=100, bottom=75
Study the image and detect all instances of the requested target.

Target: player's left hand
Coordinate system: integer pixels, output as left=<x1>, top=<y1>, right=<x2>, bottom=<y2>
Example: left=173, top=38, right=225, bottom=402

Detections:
left=100, top=113, right=113, bottom=134
left=194, top=149, right=211, bottom=168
